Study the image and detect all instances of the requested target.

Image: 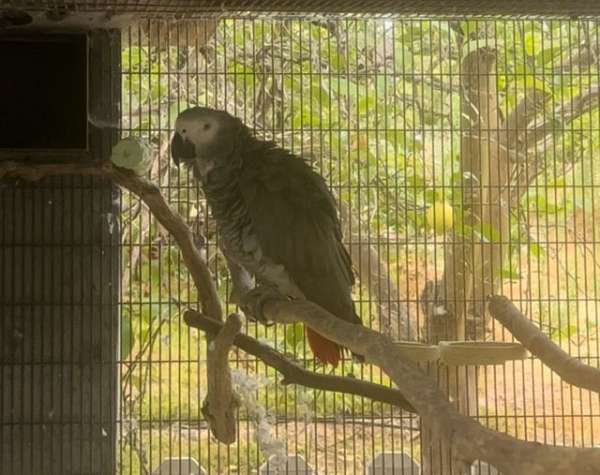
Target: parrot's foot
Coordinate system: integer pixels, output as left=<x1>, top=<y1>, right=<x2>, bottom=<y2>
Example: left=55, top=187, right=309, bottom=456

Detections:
left=240, top=285, right=286, bottom=326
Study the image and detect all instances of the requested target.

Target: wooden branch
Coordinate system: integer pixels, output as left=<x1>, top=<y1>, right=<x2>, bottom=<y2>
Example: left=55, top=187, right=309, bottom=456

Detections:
left=0, top=159, right=223, bottom=322
left=501, top=87, right=552, bottom=154
left=488, top=295, right=600, bottom=394
left=525, top=85, right=600, bottom=152
left=183, top=309, right=416, bottom=413
left=552, top=37, right=600, bottom=74
left=244, top=288, right=600, bottom=475
left=6, top=159, right=600, bottom=471
left=121, top=139, right=170, bottom=291
left=110, top=169, right=223, bottom=321
left=202, top=313, right=242, bottom=444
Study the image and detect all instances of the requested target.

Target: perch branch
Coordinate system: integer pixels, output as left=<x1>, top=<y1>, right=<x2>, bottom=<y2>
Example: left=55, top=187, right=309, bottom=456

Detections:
left=121, top=139, right=170, bottom=291
left=183, top=309, right=416, bottom=413
left=202, top=313, right=242, bottom=444
left=488, top=295, right=600, bottom=394
left=107, top=166, right=223, bottom=321
left=242, top=288, right=600, bottom=475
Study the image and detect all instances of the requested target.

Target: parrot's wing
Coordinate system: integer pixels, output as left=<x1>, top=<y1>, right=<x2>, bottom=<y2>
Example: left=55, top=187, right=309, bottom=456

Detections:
left=239, top=149, right=360, bottom=327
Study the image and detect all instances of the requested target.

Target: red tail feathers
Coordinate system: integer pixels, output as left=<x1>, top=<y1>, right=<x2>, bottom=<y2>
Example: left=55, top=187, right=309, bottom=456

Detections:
left=305, top=326, right=341, bottom=367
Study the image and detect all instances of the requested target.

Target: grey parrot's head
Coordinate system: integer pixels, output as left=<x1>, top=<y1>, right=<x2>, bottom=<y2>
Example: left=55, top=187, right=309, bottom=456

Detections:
left=171, top=107, right=243, bottom=179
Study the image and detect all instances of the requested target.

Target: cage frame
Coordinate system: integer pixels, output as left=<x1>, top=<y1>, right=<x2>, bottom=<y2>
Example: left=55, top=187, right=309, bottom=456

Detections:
left=2, top=3, right=600, bottom=475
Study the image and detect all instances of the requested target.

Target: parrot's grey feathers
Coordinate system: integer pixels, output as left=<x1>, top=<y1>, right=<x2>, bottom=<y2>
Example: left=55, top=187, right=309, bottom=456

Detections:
left=171, top=107, right=363, bottom=366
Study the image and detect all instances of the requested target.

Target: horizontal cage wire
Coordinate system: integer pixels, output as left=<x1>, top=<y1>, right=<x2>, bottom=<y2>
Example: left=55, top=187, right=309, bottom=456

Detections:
left=113, top=16, right=600, bottom=475
left=8, top=0, right=600, bottom=18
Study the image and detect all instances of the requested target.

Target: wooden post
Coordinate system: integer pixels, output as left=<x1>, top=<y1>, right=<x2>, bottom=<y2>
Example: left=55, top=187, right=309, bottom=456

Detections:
left=421, top=46, right=511, bottom=474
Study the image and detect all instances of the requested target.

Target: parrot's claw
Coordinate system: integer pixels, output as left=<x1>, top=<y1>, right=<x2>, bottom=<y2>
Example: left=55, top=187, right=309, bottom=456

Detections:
left=240, top=285, right=285, bottom=326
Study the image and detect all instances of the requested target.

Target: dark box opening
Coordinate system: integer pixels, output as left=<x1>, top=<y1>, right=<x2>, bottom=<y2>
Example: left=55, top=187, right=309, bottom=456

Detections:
left=0, top=34, right=88, bottom=150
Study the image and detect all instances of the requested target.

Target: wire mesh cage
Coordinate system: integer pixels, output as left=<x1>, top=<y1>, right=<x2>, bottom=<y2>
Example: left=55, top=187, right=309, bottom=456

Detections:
left=116, top=16, right=600, bottom=474
left=2, top=8, right=600, bottom=475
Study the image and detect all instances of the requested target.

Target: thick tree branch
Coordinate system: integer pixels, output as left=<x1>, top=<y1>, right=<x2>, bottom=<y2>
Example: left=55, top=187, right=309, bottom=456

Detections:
left=488, top=295, right=600, bottom=394
left=242, top=288, right=600, bottom=475
left=553, top=37, right=600, bottom=74
left=202, top=313, right=241, bottom=444
left=183, top=309, right=416, bottom=413
left=525, top=85, right=600, bottom=152
left=501, top=87, right=552, bottom=156
left=108, top=167, right=223, bottom=321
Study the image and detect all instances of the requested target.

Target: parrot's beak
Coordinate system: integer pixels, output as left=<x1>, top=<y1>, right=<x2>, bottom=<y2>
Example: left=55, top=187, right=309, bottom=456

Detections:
left=170, top=132, right=196, bottom=166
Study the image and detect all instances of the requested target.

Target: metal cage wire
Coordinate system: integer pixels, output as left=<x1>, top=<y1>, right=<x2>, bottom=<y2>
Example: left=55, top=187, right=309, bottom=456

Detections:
left=8, top=1, right=600, bottom=17
left=2, top=14, right=599, bottom=475
left=114, top=17, right=600, bottom=474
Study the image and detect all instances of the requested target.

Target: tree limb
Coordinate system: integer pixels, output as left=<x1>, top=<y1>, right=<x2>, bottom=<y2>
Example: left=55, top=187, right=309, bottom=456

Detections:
left=242, top=287, right=600, bottom=475
left=552, top=36, right=600, bottom=74
left=525, top=85, right=600, bottom=152
left=202, top=313, right=241, bottom=444
left=501, top=87, right=552, bottom=155
left=108, top=166, right=223, bottom=322
left=121, top=139, right=170, bottom=291
left=183, top=309, right=416, bottom=413
left=488, top=295, right=600, bottom=394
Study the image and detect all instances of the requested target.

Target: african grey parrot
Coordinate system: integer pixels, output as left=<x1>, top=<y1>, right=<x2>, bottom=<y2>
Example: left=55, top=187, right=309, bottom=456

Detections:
left=170, top=107, right=363, bottom=367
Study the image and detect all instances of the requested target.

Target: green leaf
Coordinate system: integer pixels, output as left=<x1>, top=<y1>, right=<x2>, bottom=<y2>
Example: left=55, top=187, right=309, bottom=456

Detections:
left=375, top=74, right=388, bottom=97
left=328, top=78, right=359, bottom=99
left=523, top=31, right=542, bottom=56
left=460, top=20, right=481, bottom=38
left=537, top=46, right=563, bottom=65
left=358, top=96, right=376, bottom=113
left=499, top=267, right=521, bottom=280
left=423, top=189, right=443, bottom=204
left=529, top=242, right=545, bottom=258
left=285, top=323, right=304, bottom=349
left=515, top=75, right=554, bottom=98
left=479, top=222, right=502, bottom=243
left=454, top=224, right=483, bottom=241
left=533, top=193, right=563, bottom=214
left=394, top=48, right=414, bottom=71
